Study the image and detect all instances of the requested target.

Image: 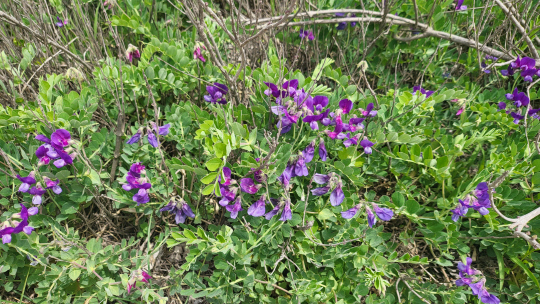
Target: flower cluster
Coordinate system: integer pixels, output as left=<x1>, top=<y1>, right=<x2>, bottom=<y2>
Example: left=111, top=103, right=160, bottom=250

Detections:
left=278, top=140, right=321, bottom=186
left=341, top=202, right=394, bottom=227
left=160, top=197, right=195, bottom=224
left=501, top=56, right=538, bottom=82
left=335, top=13, right=357, bottom=30
left=126, top=122, right=170, bottom=148
left=0, top=204, right=38, bottom=244
left=299, top=29, right=314, bottom=41
left=36, top=129, right=77, bottom=168
left=311, top=173, right=344, bottom=206
left=455, top=258, right=500, bottom=304
left=127, top=269, right=152, bottom=294
left=204, top=83, right=229, bottom=104
left=451, top=182, right=492, bottom=221
left=55, top=16, right=68, bottom=27
left=122, top=163, right=152, bottom=205
left=125, top=44, right=141, bottom=63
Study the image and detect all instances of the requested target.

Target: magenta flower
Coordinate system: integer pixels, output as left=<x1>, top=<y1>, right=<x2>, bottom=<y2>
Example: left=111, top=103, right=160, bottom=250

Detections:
left=240, top=178, right=261, bottom=194
left=361, top=103, right=377, bottom=117
left=50, top=129, right=72, bottom=149
left=193, top=45, right=206, bottom=62
left=17, top=172, right=36, bottom=193
left=129, top=162, right=146, bottom=177
left=125, top=44, right=141, bottom=63
left=325, top=116, right=344, bottom=139
left=248, top=195, right=267, bottom=217
left=226, top=196, right=243, bottom=219
left=339, top=99, right=353, bottom=114
left=218, top=167, right=233, bottom=186
left=127, top=269, right=152, bottom=294
left=160, top=198, right=195, bottom=224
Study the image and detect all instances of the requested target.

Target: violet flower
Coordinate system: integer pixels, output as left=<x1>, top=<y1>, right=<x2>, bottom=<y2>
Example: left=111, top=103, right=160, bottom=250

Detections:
left=341, top=204, right=361, bottom=219
left=497, top=102, right=506, bottom=111
left=55, top=16, right=68, bottom=27
left=303, top=141, right=316, bottom=163
left=204, top=83, right=229, bottom=104
left=226, top=196, right=243, bottom=219
left=343, top=133, right=361, bottom=148
left=248, top=195, right=267, bottom=217
left=282, top=80, right=299, bottom=97
left=299, top=29, right=315, bottom=41
left=366, top=207, right=377, bottom=228
left=455, top=0, right=467, bottom=11
left=125, top=44, right=141, bottom=63
left=218, top=185, right=237, bottom=206
left=294, top=154, right=309, bottom=177
left=506, top=88, right=530, bottom=107
left=339, top=99, right=353, bottom=114
left=412, top=86, right=434, bottom=98
left=51, top=129, right=72, bottom=149
left=313, top=173, right=331, bottom=185
left=279, top=200, right=292, bottom=221
left=0, top=204, right=32, bottom=244
left=147, top=122, right=171, bottom=148
left=361, top=103, right=377, bottom=117
left=219, top=167, right=232, bottom=186
left=17, top=172, right=36, bottom=193
left=511, top=112, right=524, bottom=124
left=311, top=186, right=330, bottom=196
left=372, top=203, right=394, bottom=221
left=325, top=116, right=344, bottom=139
left=133, top=189, right=150, bottom=205
left=500, top=65, right=515, bottom=76
left=319, top=139, right=327, bottom=161
left=330, top=181, right=344, bottom=206
left=160, top=198, right=195, bottom=224
left=127, top=128, right=142, bottom=144
left=43, top=177, right=62, bottom=194
left=451, top=200, right=469, bottom=222
left=35, top=145, right=52, bottom=166
left=28, top=184, right=46, bottom=205
left=469, top=278, right=500, bottom=304
left=278, top=164, right=294, bottom=187
left=129, top=162, right=146, bottom=177
left=360, top=139, right=374, bottom=154
left=264, top=82, right=283, bottom=98
left=240, top=178, right=261, bottom=194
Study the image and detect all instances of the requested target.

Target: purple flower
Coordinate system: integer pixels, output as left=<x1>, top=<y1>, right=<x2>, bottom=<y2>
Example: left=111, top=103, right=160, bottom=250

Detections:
left=147, top=133, right=158, bottom=147
left=240, top=178, right=261, bottom=194
left=529, top=108, right=540, bottom=119
left=158, top=124, right=171, bottom=136
left=341, top=204, right=361, bottom=219
left=0, top=204, right=31, bottom=244
left=133, top=189, right=150, bottom=205
left=313, top=173, right=331, bottom=185
left=366, top=207, right=377, bottom=228
left=279, top=200, right=292, bottom=221
left=457, top=257, right=479, bottom=277
left=511, top=111, right=525, bottom=124
left=294, top=154, right=309, bottom=177
left=218, top=185, right=237, bottom=206
left=335, top=13, right=355, bottom=29
left=129, top=162, right=146, bottom=177
left=372, top=203, right=393, bottom=221
left=162, top=199, right=196, bottom=223
left=299, top=29, right=315, bottom=41
left=17, top=172, right=36, bottom=193
left=325, top=116, right=344, bottom=139
left=506, top=88, right=530, bottom=107
left=339, top=99, right=353, bottom=114
left=319, top=139, right=327, bottom=161
left=343, top=133, right=361, bottom=147
left=330, top=182, right=344, bottom=206
left=226, top=196, right=243, bottom=219
left=265, top=203, right=281, bottom=220
left=500, top=65, right=515, bottom=76
left=55, top=16, right=68, bottom=27
left=28, top=184, right=46, bottom=205
left=127, top=269, right=152, bottom=294
left=278, top=164, right=294, bottom=186
left=521, top=68, right=537, bottom=82
left=219, top=167, right=233, bottom=186
left=125, top=44, right=141, bottom=63
left=412, top=86, right=434, bottom=98
left=455, top=0, right=467, bottom=11
left=248, top=195, right=267, bottom=217
left=282, top=80, right=299, bottom=97
left=497, top=102, right=506, bottom=111
left=303, top=141, right=316, bottom=163
left=337, top=22, right=347, bottom=30
left=311, top=186, right=330, bottom=196
left=127, top=128, right=142, bottom=144
left=360, top=139, right=374, bottom=154
left=43, top=177, right=62, bottom=194
left=204, top=83, right=229, bottom=104
left=35, top=145, right=51, bottom=166
left=361, top=103, right=377, bottom=117
left=51, top=129, right=72, bottom=149
left=451, top=200, right=469, bottom=222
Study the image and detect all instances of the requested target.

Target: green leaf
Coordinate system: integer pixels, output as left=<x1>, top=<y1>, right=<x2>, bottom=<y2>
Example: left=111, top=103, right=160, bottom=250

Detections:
left=0, top=188, right=11, bottom=196
left=215, top=143, right=227, bottom=158
left=56, top=170, right=71, bottom=180
left=205, top=158, right=222, bottom=171
left=510, top=256, right=540, bottom=291
left=230, top=122, right=247, bottom=138
left=201, top=172, right=217, bottom=184
left=317, top=208, right=335, bottom=221
left=312, top=58, right=335, bottom=81
left=405, top=200, right=420, bottom=214
left=69, top=268, right=81, bottom=281
left=88, top=170, right=101, bottom=185
left=145, top=66, right=155, bottom=79
left=202, top=184, right=214, bottom=195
